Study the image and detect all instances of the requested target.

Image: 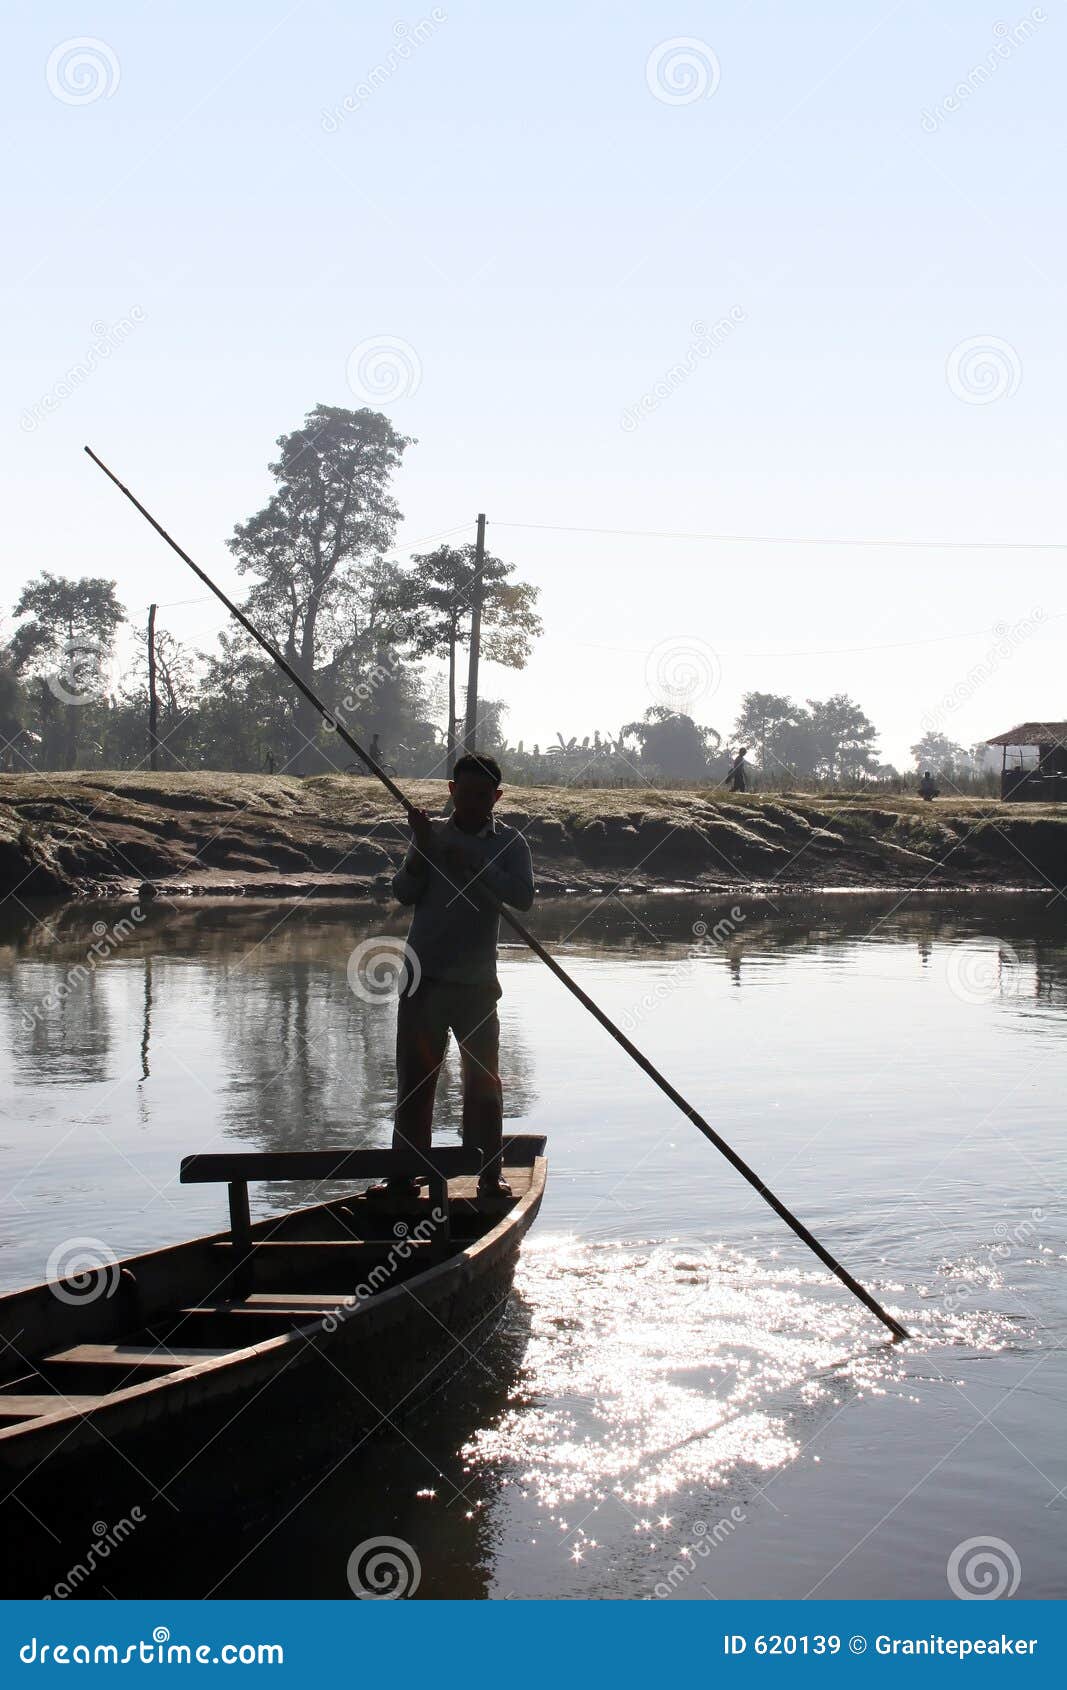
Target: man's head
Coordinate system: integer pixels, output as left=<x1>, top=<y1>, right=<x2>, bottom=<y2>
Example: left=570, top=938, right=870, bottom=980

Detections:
left=449, top=753, right=503, bottom=831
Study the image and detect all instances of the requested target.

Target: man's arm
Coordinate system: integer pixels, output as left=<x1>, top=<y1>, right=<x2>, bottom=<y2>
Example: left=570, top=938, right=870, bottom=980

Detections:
left=392, top=848, right=429, bottom=906
left=392, top=808, right=434, bottom=906
left=477, top=829, right=535, bottom=911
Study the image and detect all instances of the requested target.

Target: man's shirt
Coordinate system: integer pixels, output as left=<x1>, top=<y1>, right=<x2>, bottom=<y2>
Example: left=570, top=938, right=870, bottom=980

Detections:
left=392, top=814, right=535, bottom=986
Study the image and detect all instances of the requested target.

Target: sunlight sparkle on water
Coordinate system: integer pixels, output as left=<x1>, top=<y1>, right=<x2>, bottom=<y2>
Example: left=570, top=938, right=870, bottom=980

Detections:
left=462, top=1232, right=1018, bottom=1520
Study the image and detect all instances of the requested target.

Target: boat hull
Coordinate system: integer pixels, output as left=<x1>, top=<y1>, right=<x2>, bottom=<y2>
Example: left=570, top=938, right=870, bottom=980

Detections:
left=0, top=1137, right=546, bottom=1577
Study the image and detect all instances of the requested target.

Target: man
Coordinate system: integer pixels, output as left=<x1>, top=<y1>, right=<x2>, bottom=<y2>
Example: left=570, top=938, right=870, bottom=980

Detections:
left=386, top=753, right=534, bottom=1202
left=724, top=747, right=749, bottom=792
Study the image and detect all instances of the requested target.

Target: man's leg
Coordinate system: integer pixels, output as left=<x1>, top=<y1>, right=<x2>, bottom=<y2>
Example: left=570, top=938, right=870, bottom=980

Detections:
left=451, top=984, right=506, bottom=1191
left=392, top=983, right=450, bottom=1173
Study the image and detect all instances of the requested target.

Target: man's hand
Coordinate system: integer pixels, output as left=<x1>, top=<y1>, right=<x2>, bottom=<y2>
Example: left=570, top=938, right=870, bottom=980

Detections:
left=407, top=806, right=433, bottom=856
left=439, top=842, right=482, bottom=881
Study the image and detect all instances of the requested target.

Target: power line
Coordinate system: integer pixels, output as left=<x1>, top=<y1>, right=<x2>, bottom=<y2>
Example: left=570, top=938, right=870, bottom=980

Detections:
left=493, top=519, right=1066, bottom=552
left=565, top=611, right=1063, bottom=661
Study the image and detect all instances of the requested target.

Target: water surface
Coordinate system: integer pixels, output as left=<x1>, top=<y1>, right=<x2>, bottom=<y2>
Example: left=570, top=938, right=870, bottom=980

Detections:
left=1, top=891, right=1064, bottom=1600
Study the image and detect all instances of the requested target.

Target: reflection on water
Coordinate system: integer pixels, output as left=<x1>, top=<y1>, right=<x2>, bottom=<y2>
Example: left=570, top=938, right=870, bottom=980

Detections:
left=0, top=891, right=1065, bottom=1598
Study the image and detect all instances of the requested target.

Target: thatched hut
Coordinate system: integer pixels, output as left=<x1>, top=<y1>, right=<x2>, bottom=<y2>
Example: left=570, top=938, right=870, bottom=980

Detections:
left=986, top=722, right=1067, bottom=801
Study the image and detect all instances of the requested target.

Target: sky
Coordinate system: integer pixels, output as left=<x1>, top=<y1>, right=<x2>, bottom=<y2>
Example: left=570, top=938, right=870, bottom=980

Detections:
left=4, top=0, right=1065, bottom=771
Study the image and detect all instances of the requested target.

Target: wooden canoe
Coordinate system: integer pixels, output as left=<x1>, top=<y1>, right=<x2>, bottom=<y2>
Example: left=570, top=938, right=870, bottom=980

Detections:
left=0, top=1135, right=547, bottom=1525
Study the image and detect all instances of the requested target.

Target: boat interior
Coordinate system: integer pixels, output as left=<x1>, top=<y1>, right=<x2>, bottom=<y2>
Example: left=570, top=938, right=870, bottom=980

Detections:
left=0, top=1136, right=545, bottom=1429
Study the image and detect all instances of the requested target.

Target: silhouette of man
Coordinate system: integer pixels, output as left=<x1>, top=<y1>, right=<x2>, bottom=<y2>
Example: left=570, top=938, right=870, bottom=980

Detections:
left=387, top=754, right=534, bottom=1202
left=369, top=733, right=383, bottom=768
left=918, top=769, right=939, bottom=801
left=725, top=748, right=749, bottom=792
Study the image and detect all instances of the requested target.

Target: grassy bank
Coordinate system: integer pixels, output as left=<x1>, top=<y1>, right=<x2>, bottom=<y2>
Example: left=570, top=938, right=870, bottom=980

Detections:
left=1, top=771, right=1064, bottom=900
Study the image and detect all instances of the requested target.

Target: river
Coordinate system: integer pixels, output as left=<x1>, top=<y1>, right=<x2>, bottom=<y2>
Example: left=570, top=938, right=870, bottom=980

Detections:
left=1, top=891, right=1064, bottom=1600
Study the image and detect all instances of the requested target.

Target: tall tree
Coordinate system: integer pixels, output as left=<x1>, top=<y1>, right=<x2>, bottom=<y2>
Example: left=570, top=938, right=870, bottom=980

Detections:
left=734, top=691, right=802, bottom=772
left=622, top=706, right=721, bottom=779
left=229, top=406, right=413, bottom=771
left=405, top=544, right=542, bottom=766
left=910, top=730, right=965, bottom=776
left=807, top=693, right=879, bottom=780
left=11, top=573, right=124, bottom=767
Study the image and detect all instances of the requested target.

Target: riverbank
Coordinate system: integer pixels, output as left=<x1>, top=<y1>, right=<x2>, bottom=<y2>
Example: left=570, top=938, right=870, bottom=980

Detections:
left=1, top=771, right=1064, bottom=901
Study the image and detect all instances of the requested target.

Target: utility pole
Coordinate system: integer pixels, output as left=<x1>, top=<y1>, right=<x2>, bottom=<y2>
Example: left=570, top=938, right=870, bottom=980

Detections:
left=462, top=512, right=486, bottom=756
left=147, top=602, right=160, bottom=772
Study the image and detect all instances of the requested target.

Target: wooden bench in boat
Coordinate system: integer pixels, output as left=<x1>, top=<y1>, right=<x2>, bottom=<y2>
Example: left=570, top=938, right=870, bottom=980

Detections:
left=0, top=1139, right=545, bottom=1433
left=179, top=1147, right=487, bottom=1297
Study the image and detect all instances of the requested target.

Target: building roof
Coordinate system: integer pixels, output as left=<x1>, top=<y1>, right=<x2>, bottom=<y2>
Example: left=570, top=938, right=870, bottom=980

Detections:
left=986, top=722, right=1067, bottom=747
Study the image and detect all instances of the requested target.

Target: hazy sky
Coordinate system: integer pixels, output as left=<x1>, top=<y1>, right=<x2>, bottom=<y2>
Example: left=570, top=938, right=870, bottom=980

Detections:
left=5, top=0, right=1064, bottom=771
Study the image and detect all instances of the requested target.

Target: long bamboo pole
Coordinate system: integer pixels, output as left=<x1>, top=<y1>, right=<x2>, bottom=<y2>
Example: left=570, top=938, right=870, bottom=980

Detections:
left=84, top=445, right=909, bottom=1341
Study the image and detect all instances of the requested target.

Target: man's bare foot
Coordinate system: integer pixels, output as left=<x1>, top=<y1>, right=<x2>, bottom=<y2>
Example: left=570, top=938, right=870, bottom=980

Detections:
left=367, top=1177, right=421, bottom=1201
left=477, top=1176, right=513, bottom=1203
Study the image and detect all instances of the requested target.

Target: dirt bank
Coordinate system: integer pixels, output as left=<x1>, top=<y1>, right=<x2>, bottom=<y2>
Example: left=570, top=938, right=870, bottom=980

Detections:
left=1, top=772, right=1064, bottom=903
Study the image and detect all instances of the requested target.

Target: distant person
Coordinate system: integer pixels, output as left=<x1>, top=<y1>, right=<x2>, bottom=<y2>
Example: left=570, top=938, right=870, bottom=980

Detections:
left=918, top=769, right=939, bottom=801
left=383, top=753, right=535, bottom=1204
left=369, top=733, right=383, bottom=768
left=724, top=748, right=749, bottom=792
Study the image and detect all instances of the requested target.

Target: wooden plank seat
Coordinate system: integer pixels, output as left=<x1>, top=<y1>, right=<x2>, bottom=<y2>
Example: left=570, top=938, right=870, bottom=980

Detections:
left=0, top=1395, right=103, bottom=1420
left=45, top=1344, right=234, bottom=1372
left=179, top=1147, right=483, bottom=1298
left=208, top=1239, right=433, bottom=1255
left=182, top=1293, right=361, bottom=1314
